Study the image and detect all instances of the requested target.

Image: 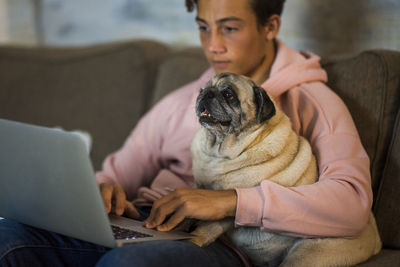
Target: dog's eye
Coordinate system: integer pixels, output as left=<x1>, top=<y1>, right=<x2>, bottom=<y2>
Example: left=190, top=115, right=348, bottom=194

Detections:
left=222, top=89, right=233, bottom=99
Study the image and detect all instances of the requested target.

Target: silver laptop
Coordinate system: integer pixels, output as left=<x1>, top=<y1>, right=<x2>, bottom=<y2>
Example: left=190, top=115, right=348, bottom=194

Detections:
left=0, top=118, right=192, bottom=248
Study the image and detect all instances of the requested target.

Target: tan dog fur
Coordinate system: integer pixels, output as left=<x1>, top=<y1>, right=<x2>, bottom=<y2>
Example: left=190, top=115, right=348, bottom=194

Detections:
left=190, top=73, right=381, bottom=266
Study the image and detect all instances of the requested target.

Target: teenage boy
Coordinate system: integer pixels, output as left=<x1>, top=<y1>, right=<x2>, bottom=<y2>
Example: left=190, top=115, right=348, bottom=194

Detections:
left=0, top=0, right=373, bottom=266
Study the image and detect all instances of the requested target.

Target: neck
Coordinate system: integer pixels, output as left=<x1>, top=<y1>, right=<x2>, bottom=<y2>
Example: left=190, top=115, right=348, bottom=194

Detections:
left=249, top=39, right=276, bottom=85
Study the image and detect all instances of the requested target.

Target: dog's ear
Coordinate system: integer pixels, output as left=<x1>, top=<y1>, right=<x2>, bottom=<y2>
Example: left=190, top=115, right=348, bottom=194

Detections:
left=253, top=86, right=276, bottom=123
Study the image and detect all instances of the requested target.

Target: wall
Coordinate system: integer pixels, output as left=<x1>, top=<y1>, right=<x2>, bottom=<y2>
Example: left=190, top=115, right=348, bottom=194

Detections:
left=280, top=0, right=400, bottom=56
left=0, top=0, right=8, bottom=42
left=3, top=0, right=400, bottom=56
left=38, top=0, right=199, bottom=46
left=6, top=0, right=37, bottom=45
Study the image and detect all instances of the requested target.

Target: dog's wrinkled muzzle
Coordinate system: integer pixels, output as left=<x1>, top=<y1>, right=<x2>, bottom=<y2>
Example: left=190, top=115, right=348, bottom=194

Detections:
left=196, top=95, right=231, bottom=127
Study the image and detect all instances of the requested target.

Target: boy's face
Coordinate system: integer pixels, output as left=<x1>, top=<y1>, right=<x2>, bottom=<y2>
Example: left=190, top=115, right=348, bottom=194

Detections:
left=196, top=0, right=275, bottom=83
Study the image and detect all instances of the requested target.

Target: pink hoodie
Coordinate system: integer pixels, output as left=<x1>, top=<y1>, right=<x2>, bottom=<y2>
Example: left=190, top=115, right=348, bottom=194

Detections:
left=96, top=39, right=372, bottom=238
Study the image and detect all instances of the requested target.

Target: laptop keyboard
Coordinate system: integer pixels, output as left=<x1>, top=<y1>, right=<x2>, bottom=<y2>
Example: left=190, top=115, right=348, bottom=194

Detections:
left=111, top=225, right=153, bottom=240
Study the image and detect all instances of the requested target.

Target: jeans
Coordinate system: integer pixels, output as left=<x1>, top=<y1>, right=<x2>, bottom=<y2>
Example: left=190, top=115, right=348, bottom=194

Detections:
left=0, top=207, right=244, bottom=267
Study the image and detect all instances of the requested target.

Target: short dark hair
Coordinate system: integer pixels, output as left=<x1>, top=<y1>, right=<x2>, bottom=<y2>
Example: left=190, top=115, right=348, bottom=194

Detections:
left=185, top=0, right=286, bottom=26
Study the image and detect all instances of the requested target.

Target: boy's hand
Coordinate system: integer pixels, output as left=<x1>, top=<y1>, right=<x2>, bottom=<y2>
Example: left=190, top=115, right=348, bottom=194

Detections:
left=143, top=188, right=237, bottom=231
left=99, top=182, right=140, bottom=219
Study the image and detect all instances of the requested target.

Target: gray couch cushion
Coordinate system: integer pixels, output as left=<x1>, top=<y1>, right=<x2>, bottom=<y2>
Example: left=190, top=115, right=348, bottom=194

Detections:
left=151, top=47, right=208, bottom=106
left=0, top=40, right=169, bottom=170
left=322, top=50, right=400, bottom=196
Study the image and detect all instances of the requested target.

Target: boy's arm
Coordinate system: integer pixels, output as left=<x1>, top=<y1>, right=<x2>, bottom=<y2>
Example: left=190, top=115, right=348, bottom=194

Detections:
left=235, top=85, right=372, bottom=238
left=95, top=101, right=168, bottom=200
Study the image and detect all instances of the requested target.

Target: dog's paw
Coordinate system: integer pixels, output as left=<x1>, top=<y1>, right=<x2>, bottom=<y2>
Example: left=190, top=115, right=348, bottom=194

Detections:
left=189, top=235, right=213, bottom=247
left=188, top=220, right=232, bottom=247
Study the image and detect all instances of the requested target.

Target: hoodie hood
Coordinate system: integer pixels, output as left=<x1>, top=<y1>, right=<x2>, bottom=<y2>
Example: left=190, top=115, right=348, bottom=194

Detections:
left=190, top=39, right=327, bottom=109
left=261, top=39, right=328, bottom=100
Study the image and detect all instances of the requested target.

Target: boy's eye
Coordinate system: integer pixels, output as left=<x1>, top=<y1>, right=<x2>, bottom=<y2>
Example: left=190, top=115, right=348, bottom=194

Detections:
left=222, top=26, right=238, bottom=33
left=198, top=25, right=209, bottom=32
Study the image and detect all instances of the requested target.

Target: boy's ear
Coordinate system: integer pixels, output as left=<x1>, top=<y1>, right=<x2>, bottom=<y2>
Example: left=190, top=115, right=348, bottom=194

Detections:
left=252, top=86, right=276, bottom=123
left=264, top=14, right=281, bottom=40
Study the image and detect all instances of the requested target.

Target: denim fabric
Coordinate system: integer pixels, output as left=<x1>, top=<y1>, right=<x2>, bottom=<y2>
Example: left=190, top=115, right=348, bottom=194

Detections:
left=0, top=219, right=108, bottom=267
left=96, top=240, right=243, bottom=267
left=0, top=207, right=244, bottom=267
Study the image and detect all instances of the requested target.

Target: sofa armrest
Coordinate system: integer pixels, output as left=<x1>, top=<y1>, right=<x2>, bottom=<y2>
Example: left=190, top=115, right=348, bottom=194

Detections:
left=356, top=249, right=400, bottom=266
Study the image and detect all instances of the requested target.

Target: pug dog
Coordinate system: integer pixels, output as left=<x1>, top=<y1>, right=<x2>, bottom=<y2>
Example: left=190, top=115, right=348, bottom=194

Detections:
left=189, top=73, right=381, bottom=267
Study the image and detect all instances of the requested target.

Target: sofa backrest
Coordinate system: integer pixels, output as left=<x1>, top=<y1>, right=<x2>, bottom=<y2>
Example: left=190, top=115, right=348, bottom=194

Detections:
left=0, top=40, right=169, bottom=170
left=151, top=47, right=209, bottom=106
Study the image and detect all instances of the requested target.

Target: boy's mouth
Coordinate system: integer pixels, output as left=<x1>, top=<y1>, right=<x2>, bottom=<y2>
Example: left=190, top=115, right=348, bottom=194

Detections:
left=212, top=61, right=230, bottom=69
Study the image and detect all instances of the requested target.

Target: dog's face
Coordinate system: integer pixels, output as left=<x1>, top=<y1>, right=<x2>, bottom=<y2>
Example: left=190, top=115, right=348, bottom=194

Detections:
left=195, top=73, right=276, bottom=137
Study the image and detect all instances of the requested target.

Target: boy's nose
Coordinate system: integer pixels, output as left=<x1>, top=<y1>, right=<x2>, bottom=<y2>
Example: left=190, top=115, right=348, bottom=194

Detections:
left=208, top=31, right=226, bottom=54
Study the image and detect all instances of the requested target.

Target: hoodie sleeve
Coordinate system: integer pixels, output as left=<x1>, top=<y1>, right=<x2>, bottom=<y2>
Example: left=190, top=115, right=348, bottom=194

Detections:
left=95, top=69, right=214, bottom=201
left=95, top=99, right=168, bottom=200
left=234, top=83, right=373, bottom=238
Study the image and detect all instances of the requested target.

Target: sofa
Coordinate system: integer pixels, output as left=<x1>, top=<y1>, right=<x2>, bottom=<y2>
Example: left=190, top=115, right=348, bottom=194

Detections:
left=0, top=40, right=399, bottom=266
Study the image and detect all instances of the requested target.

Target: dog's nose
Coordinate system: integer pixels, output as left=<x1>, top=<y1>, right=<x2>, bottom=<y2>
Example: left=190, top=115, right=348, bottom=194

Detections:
left=206, top=91, right=215, bottom=99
